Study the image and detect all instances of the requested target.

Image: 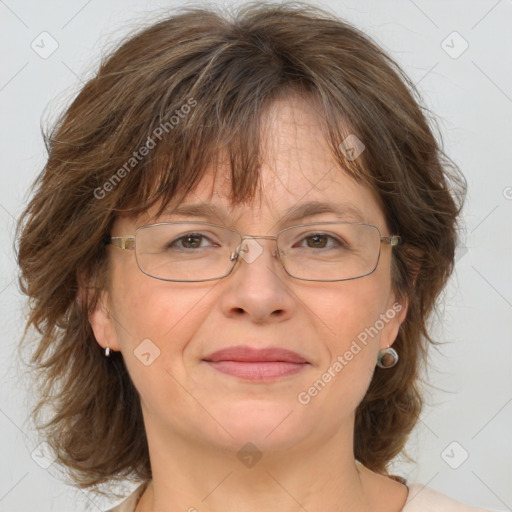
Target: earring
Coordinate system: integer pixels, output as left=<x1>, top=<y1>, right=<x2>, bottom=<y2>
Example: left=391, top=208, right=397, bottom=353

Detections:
left=376, top=347, right=398, bottom=368
left=104, top=346, right=111, bottom=357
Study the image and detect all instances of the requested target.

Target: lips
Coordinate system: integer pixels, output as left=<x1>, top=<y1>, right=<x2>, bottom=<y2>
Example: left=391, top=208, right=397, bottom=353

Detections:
left=203, top=346, right=309, bottom=364
left=202, top=346, right=310, bottom=381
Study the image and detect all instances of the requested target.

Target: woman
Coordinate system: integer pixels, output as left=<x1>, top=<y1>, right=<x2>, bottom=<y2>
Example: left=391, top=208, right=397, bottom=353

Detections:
left=16, top=2, right=490, bottom=511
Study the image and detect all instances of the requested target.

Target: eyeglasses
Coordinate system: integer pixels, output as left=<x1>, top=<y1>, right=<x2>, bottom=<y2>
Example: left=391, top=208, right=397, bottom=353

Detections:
left=106, top=221, right=401, bottom=282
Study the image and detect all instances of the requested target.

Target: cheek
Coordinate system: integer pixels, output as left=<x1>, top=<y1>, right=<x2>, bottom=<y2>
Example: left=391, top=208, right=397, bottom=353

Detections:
left=109, top=279, right=220, bottom=425
left=108, top=266, right=214, bottom=378
left=318, top=273, right=391, bottom=350
left=304, top=273, right=393, bottom=408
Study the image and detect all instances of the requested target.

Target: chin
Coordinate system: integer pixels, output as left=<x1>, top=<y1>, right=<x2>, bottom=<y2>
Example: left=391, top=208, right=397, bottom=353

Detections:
left=202, top=400, right=310, bottom=451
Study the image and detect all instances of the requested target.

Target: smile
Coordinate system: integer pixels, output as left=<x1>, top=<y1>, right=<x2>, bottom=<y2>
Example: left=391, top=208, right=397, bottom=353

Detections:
left=205, top=360, right=309, bottom=381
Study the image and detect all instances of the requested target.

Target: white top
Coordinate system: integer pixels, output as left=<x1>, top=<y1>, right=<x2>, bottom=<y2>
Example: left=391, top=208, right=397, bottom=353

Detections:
left=403, top=483, right=492, bottom=511
left=107, top=481, right=493, bottom=511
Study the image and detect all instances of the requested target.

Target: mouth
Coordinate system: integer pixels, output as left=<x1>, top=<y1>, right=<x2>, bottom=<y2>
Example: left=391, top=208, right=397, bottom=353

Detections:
left=202, top=346, right=310, bottom=381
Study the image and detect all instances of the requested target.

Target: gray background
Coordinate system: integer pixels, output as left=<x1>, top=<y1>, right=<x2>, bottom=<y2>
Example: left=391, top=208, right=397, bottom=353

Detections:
left=1, top=0, right=511, bottom=510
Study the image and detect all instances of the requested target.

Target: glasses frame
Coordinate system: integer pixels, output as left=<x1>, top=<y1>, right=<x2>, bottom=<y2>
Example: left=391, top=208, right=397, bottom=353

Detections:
left=106, top=221, right=401, bottom=282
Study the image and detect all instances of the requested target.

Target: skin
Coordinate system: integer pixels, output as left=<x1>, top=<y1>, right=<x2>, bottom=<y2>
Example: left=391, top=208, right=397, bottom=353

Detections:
left=90, top=94, right=409, bottom=511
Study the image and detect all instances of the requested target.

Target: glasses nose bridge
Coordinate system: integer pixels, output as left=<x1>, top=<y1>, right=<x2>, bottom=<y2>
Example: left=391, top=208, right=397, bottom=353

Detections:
left=231, top=233, right=280, bottom=263
left=242, top=234, right=278, bottom=242
left=242, top=234, right=279, bottom=252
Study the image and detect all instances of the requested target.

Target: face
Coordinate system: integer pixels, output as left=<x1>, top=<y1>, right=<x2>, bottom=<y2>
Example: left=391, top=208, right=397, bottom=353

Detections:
left=90, top=95, right=406, bottom=455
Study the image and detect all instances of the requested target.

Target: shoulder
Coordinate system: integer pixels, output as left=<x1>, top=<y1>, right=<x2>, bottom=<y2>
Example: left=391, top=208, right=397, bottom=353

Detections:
left=403, top=483, right=494, bottom=511
left=106, top=482, right=148, bottom=512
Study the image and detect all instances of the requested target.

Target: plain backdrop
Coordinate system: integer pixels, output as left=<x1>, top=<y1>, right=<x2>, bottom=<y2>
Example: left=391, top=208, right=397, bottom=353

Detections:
left=1, top=0, right=511, bottom=511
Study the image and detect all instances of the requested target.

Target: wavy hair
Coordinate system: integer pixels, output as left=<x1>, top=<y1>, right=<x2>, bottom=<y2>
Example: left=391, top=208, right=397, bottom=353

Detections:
left=16, top=1, right=465, bottom=489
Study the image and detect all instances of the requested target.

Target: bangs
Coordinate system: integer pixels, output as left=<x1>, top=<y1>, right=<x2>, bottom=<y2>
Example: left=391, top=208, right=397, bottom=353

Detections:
left=99, top=84, right=367, bottom=226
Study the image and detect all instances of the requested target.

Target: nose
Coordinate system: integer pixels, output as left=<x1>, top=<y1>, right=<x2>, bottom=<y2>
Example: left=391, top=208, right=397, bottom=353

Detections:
left=219, top=237, right=297, bottom=323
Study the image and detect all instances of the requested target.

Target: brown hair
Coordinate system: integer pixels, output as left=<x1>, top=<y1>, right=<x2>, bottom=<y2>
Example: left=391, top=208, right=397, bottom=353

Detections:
left=16, top=1, right=465, bottom=489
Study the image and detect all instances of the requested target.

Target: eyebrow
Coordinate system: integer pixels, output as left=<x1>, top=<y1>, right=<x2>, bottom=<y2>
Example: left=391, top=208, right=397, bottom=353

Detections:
left=163, top=200, right=367, bottom=224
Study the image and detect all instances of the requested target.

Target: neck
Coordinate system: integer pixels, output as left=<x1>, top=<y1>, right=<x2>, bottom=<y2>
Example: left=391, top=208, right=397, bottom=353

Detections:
left=136, top=416, right=376, bottom=512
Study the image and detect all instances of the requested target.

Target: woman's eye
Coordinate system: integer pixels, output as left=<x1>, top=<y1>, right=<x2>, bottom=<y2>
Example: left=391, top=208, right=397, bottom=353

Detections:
left=170, top=233, right=215, bottom=250
left=297, top=234, right=344, bottom=249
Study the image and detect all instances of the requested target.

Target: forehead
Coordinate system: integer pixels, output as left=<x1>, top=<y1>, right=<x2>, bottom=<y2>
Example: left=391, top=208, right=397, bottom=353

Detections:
left=125, top=95, right=387, bottom=230
left=155, top=166, right=382, bottom=227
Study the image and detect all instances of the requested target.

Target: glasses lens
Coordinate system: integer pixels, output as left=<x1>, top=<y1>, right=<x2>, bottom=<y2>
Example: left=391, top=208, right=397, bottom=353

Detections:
left=277, top=223, right=381, bottom=281
left=134, top=223, right=240, bottom=281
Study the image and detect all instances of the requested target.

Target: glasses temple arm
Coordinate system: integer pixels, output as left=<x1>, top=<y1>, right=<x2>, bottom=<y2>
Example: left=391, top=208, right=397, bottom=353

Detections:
left=105, top=236, right=136, bottom=250
left=381, top=235, right=401, bottom=246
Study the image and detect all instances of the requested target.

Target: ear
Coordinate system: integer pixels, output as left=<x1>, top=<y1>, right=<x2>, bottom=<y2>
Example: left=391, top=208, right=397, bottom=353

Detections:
left=379, top=292, right=408, bottom=350
left=88, top=290, right=121, bottom=353
left=379, top=245, right=421, bottom=349
left=77, top=269, right=121, bottom=353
